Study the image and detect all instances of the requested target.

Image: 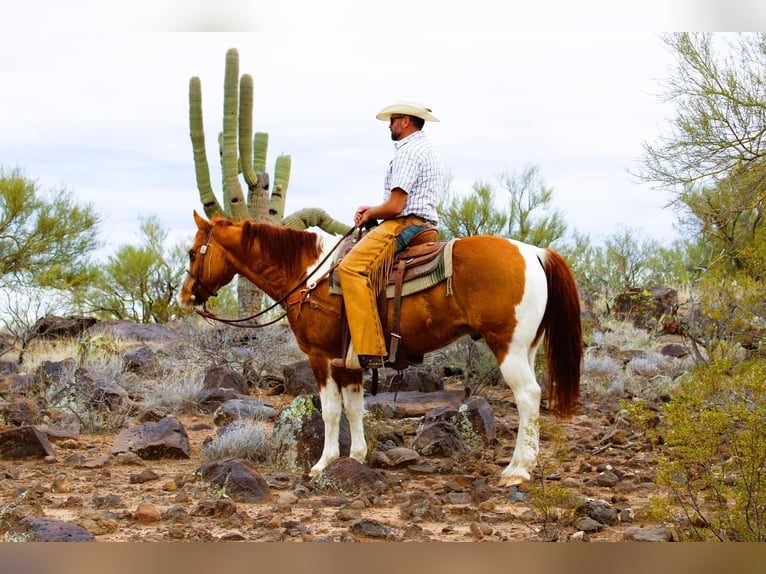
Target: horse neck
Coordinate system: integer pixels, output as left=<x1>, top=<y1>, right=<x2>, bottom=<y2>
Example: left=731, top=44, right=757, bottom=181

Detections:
left=215, top=223, right=315, bottom=301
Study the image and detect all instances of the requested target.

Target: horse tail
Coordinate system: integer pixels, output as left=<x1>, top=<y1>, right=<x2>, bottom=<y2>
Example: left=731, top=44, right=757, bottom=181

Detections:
left=539, top=248, right=582, bottom=416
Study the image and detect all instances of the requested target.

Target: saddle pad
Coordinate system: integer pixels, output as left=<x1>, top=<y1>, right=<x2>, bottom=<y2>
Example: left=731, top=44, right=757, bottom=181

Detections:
left=328, top=239, right=457, bottom=299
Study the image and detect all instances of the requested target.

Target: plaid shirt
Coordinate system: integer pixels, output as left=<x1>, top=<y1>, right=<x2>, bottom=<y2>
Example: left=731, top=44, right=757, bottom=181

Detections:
left=384, top=130, right=444, bottom=223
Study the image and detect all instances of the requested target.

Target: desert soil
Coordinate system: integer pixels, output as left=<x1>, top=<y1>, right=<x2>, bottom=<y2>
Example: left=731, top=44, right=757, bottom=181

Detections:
left=1, top=374, right=665, bottom=542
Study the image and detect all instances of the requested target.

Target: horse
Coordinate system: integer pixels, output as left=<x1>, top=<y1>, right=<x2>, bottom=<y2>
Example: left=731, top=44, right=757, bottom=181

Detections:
left=179, top=211, right=583, bottom=486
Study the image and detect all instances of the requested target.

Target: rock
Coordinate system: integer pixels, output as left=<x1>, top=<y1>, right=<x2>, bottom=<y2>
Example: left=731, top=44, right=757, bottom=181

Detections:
left=282, top=360, right=318, bottom=395
left=88, top=320, right=181, bottom=342
left=270, top=395, right=351, bottom=474
left=121, top=345, right=159, bottom=376
left=0, top=425, right=56, bottom=459
left=382, top=368, right=443, bottom=393
left=612, top=287, right=678, bottom=330
left=0, top=398, right=40, bottom=426
left=199, top=387, right=246, bottom=412
left=190, top=498, right=237, bottom=518
left=313, top=457, right=390, bottom=497
left=111, top=416, right=190, bottom=459
left=370, top=447, right=421, bottom=468
left=577, top=499, right=619, bottom=526
left=349, top=518, right=396, bottom=539
left=596, top=470, right=620, bottom=487
left=31, top=315, right=98, bottom=340
left=33, top=359, right=77, bottom=388
left=203, top=365, right=249, bottom=394
left=623, top=526, right=676, bottom=542
left=6, top=516, right=95, bottom=542
left=134, top=501, right=161, bottom=524
left=199, top=459, right=271, bottom=503
left=365, top=390, right=465, bottom=419
left=658, top=342, right=689, bottom=358
left=574, top=516, right=603, bottom=532
left=212, top=397, right=278, bottom=426
left=0, top=373, right=31, bottom=397
left=412, top=421, right=469, bottom=458
left=129, top=468, right=160, bottom=484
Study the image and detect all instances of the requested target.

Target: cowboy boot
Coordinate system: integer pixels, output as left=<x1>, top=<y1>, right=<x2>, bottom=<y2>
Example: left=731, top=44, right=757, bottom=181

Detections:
left=330, top=340, right=363, bottom=370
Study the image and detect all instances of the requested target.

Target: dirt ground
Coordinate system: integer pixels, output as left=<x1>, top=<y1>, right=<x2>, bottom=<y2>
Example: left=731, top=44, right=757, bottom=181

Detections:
left=1, top=375, right=666, bottom=542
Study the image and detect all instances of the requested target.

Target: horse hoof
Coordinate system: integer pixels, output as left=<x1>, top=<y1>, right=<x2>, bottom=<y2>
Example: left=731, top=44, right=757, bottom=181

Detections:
left=499, top=471, right=530, bottom=487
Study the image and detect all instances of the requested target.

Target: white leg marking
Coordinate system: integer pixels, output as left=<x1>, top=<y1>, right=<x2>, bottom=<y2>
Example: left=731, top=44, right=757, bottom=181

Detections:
left=342, top=384, right=367, bottom=463
left=310, top=381, right=342, bottom=476
left=499, top=348, right=541, bottom=486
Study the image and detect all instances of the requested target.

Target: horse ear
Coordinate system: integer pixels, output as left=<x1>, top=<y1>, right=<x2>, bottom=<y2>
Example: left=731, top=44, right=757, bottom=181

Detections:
left=193, top=210, right=209, bottom=230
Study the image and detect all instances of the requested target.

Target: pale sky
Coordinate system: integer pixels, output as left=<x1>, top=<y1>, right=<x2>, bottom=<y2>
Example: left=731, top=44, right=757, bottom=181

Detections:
left=2, top=2, right=764, bottom=257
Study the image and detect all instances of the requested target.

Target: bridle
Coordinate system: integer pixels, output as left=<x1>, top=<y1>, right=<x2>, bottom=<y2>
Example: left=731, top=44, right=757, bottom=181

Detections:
left=186, top=224, right=355, bottom=328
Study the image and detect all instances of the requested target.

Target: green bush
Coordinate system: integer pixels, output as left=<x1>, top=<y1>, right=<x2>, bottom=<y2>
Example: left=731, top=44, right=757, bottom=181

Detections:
left=633, top=356, right=766, bottom=541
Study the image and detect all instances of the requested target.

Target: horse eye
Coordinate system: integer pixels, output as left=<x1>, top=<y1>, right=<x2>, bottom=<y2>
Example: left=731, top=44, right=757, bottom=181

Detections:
left=188, top=250, right=196, bottom=261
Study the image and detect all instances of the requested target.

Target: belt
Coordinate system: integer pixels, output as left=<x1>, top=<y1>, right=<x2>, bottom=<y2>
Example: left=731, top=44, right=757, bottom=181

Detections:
left=404, top=213, right=437, bottom=226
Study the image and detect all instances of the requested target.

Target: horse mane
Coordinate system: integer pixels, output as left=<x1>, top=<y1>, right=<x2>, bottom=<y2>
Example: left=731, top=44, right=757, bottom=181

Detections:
left=238, top=220, right=323, bottom=279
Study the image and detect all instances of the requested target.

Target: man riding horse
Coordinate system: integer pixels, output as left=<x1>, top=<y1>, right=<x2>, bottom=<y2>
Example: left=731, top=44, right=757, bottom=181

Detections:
left=331, top=100, right=445, bottom=371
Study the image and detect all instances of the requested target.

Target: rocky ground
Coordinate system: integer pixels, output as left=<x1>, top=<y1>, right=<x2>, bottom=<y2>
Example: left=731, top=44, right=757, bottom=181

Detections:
left=0, top=318, right=686, bottom=543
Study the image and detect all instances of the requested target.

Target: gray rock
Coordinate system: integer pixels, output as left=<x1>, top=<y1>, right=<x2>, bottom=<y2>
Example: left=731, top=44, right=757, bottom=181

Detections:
left=574, top=516, right=603, bottom=532
left=282, top=360, right=318, bottom=395
left=383, top=368, right=443, bottom=393
left=213, top=397, right=277, bottom=426
left=577, top=498, right=619, bottom=526
left=111, top=416, right=190, bottom=459
left=121, top=345, right=159, bottom=376
left=365, top=390, right=465, bottom=419
left=350, top=518, right=396, bottom=539
left=7, top=516, right=95, bottom=542
left=203, top=365, right=249, bottom=393
left=596, top=470, right=620, bottom=487
left=623, top=526, right=676, bottom=542
left=199, top=458, right=271, bottom=503
left=313, top=457, right=390, bottom=497
left=270, top=395, right=351, bottom=474
left=412, top=421, right=468, bottom=458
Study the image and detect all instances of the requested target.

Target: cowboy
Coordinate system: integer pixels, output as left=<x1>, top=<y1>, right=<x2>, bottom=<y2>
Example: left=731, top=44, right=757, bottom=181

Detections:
left=331, top=100, right=445, bottom=370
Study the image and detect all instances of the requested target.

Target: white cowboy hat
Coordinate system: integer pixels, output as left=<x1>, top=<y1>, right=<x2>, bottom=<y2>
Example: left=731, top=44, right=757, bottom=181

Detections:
left=376, top=100, right=439, bottom=122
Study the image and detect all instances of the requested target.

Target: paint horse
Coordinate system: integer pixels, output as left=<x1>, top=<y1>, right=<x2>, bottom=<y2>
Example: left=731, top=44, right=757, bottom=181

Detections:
left=179, top=212, right=582, bottom=485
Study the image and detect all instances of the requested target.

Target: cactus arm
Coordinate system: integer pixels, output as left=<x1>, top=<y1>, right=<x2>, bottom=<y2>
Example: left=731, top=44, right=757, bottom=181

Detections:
left=253, top=132, right=268, bottom=173
left=189, top=76, right=223, bottom=218
left=222, top=48, right=249, bottom=221
left=239, top=74, right=258, bottom=189
left=269, top=154, right=291, bottom=222
left=281, top=208, right=352, bottom=235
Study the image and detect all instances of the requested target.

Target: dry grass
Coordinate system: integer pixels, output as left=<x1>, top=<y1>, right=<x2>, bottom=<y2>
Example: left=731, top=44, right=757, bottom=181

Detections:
left=201, top=418, right=271, bottom=463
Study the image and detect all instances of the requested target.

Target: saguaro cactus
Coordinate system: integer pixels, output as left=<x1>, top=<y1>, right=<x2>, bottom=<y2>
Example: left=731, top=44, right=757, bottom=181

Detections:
left=188, top=48, right=351, bottom=316
left=188, top=48, right=288, bottom=223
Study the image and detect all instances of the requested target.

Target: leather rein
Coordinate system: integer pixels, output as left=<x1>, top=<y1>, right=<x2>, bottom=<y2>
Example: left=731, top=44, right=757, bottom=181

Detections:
left=187, top=225, right=355, bottom=329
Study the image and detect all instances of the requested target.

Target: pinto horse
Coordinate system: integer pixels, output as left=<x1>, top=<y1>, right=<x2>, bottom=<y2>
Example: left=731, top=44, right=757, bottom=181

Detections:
left=179, top=212, right=582, bottom=485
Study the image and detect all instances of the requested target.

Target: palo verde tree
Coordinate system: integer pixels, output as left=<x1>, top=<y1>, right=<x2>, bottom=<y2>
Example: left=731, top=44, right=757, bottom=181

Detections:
left=0, top=167, right=101, bottom=291
left=638, top=32, right=766, bottom=274
left=82, top=215, right=185, bottom=323
left=190, top=48, right=348, bottom=317
left=0, top=167, right=101, bottom=357
left=438, top=165, right=566, bottom=246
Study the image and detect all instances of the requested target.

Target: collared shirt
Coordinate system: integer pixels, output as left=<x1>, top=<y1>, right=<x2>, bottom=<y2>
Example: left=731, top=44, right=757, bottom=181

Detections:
left=384, top=130, right=444, bottom=224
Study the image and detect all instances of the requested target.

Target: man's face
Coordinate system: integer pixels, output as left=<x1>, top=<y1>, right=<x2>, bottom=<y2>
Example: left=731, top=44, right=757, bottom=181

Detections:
left=389, top=115, right=406, bottom=141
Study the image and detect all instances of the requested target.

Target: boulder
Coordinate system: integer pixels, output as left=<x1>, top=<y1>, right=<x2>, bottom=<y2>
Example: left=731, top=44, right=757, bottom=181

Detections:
left=111, top=416, right=190, bottom=459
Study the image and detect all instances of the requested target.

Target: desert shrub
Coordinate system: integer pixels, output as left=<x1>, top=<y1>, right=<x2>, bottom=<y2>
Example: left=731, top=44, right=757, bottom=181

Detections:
left=138, top=364, right=206, bottom=414
left=519, top=420, right=580, bottom=541
left=430, top=336, right=501, bottom=396
left=630, top=356, right=766, bottom=541
left=682, top=263, right=765, bottom=367
left=202, top=419, right=270, bottom=463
